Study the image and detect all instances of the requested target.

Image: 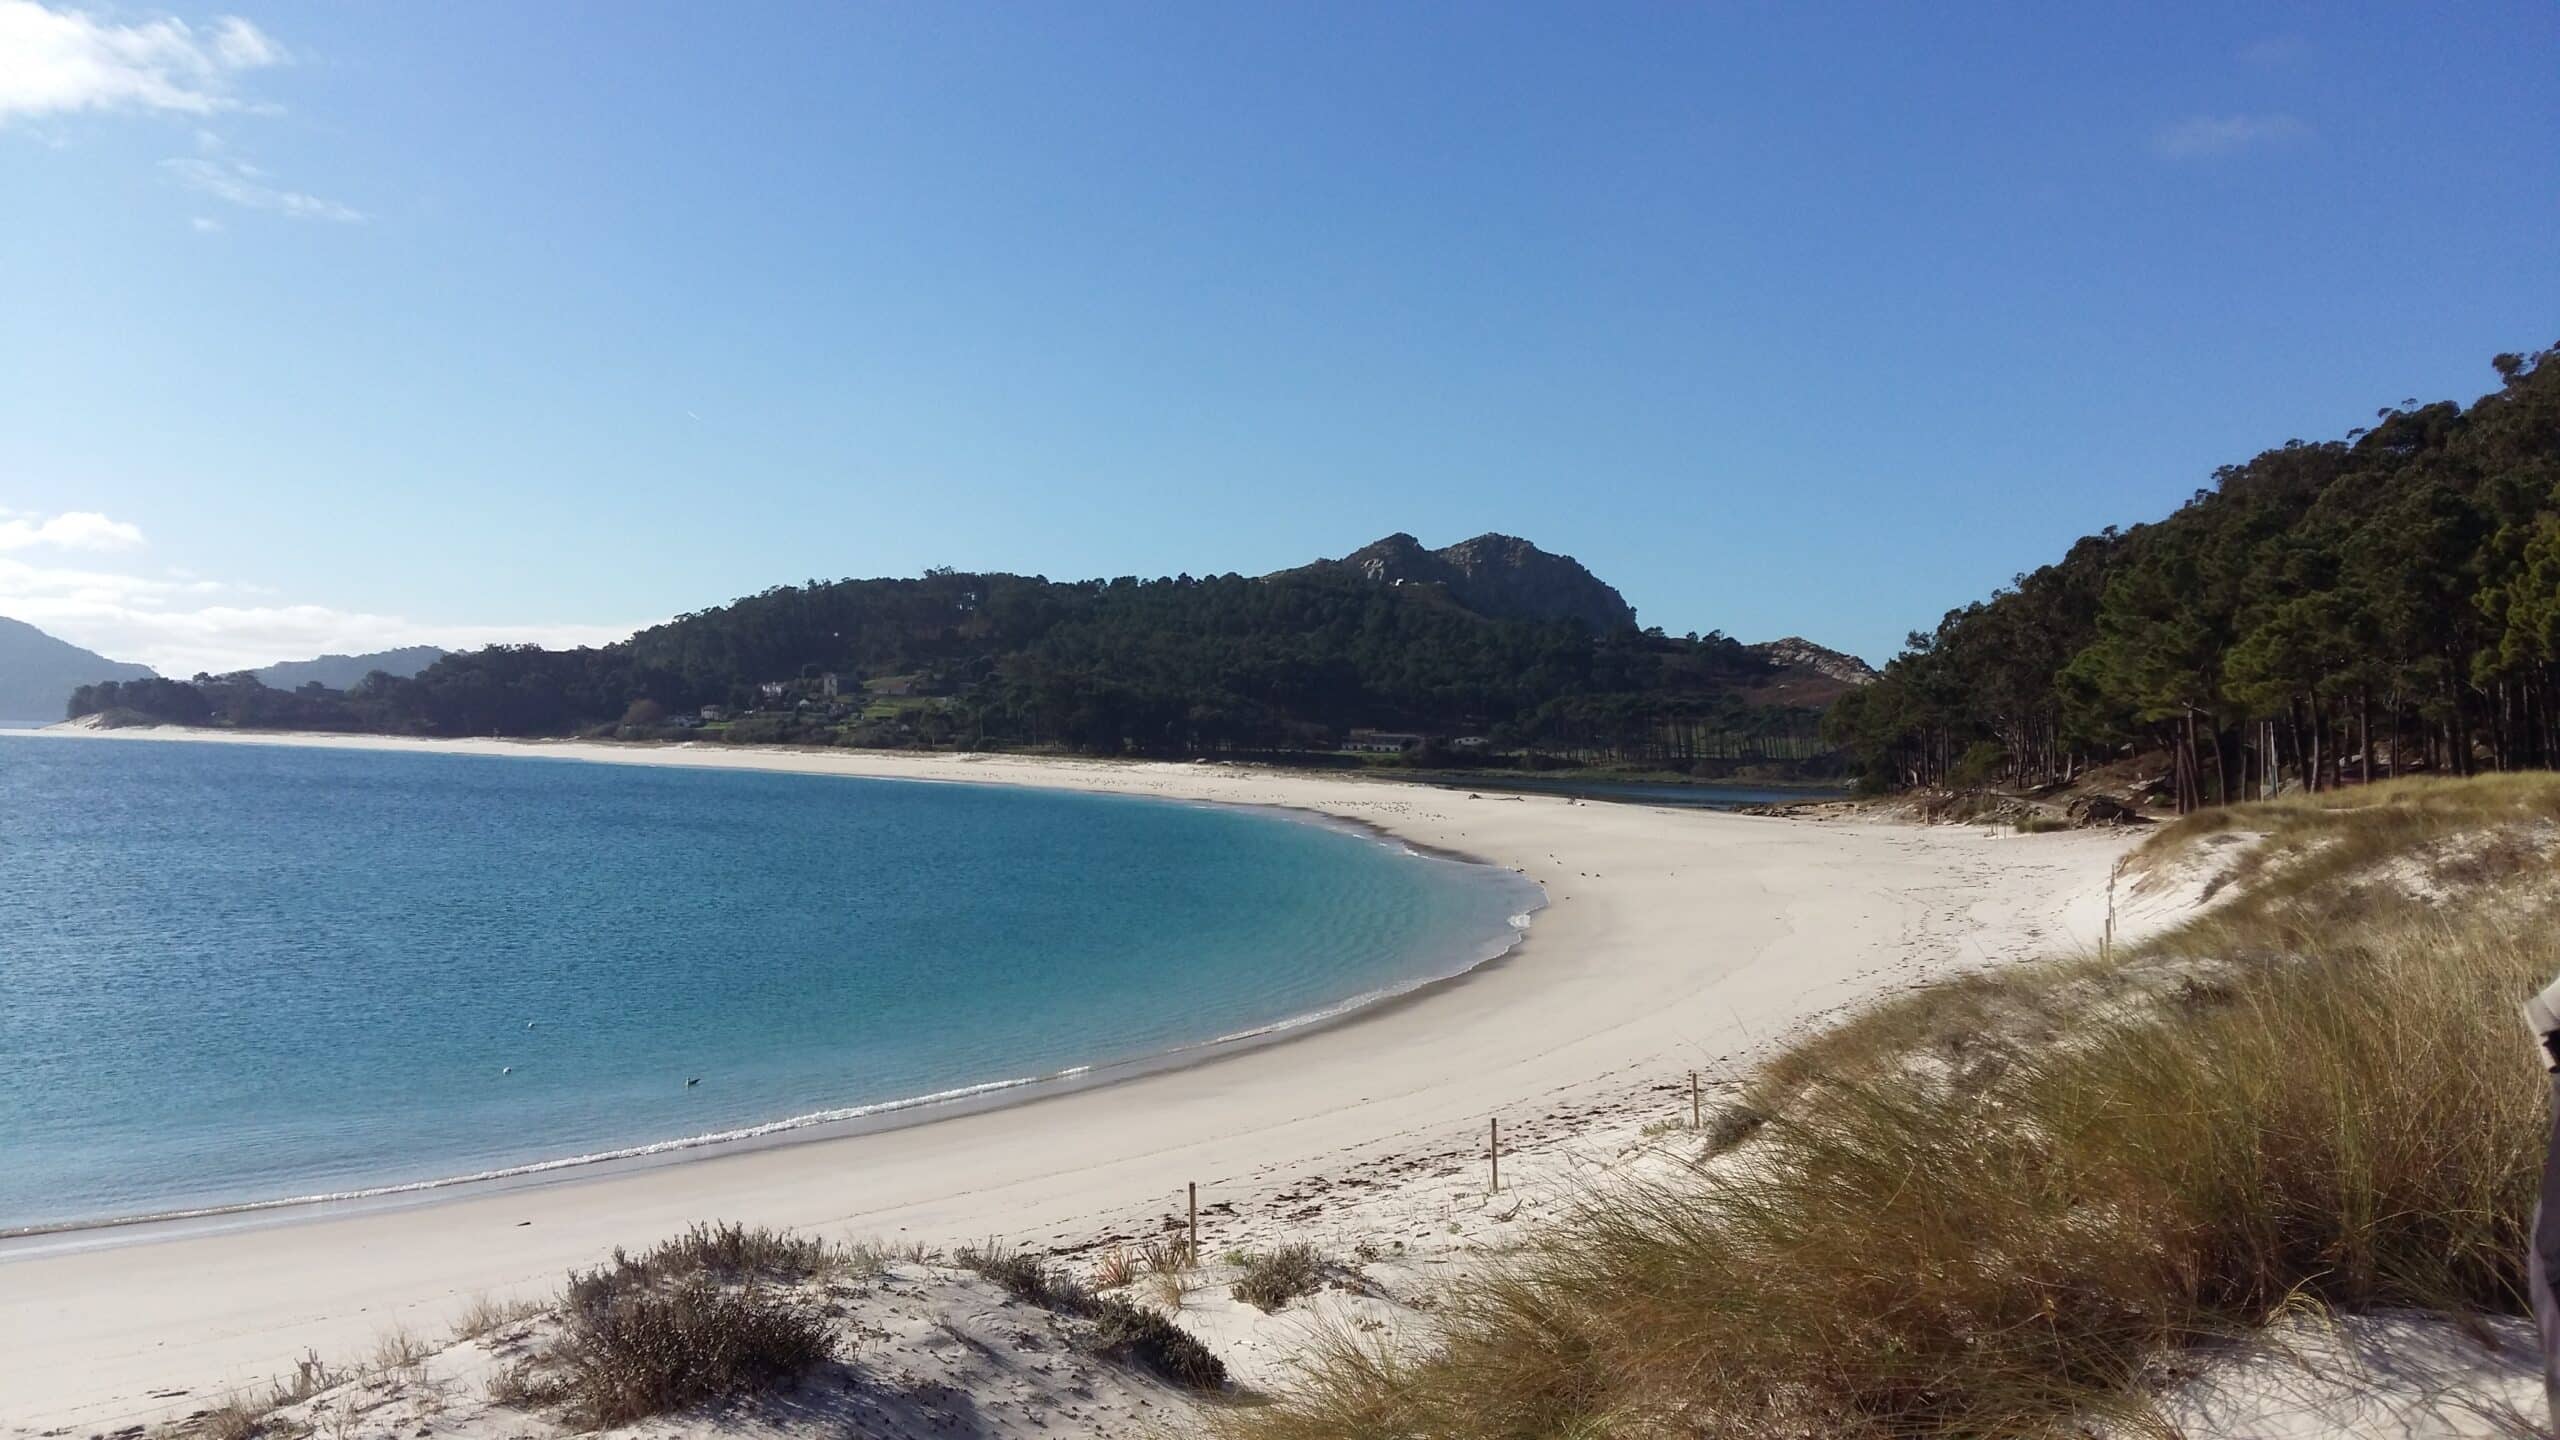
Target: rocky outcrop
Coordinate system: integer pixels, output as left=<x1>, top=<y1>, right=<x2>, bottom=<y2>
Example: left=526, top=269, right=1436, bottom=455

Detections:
left=1282, top=533, right=1638, bottom=632
left=1746, top=637, right=1879, bottom=688
left=2065, top=794, right=2148, bottom=828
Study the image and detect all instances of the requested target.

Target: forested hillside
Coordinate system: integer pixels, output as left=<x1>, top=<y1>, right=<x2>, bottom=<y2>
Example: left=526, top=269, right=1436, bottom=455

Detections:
left=1826, top=344, right=2560, bottom=809
left=70, top=544, right=1849, bottom=770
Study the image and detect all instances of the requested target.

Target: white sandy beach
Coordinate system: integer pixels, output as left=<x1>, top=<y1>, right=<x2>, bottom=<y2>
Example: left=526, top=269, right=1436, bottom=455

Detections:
left=0, top=730, right=2149, bottom=1432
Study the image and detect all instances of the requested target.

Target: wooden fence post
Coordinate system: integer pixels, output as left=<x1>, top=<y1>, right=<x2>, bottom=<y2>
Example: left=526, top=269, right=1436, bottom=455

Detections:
left=2103, top=859, right=2121, bottom=962
left=1187, top=1181, right=1198, bottom=1263
left=1691, top=1070, right=1702, bottom=1129
left=1489, top=1117, right=1500, bottom=1194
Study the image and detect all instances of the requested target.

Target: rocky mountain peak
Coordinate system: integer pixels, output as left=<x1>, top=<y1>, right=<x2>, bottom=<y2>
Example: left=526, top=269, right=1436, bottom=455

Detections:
left=1748, top=636, right=1879, bottom=687
left=1288, top=533, right=1638, bottom=632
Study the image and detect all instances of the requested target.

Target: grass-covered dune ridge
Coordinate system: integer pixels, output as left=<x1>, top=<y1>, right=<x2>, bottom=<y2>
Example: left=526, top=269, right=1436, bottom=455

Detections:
left=1227, top=775, right=2558, bottom=1439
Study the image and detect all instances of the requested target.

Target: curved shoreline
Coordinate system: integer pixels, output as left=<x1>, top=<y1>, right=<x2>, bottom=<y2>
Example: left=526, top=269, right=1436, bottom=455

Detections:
left=0, top=729, right=1544, bottom=1246
left=0, top=726, right=2147, bottom=1431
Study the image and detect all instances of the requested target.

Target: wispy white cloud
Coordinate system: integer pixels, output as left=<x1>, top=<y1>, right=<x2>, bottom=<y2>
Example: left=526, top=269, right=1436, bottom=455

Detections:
left=0, top=508, right=147, bottom=552
left=2153, top=113, right=2312, bottom=159
left=163, top=155, right=364, bottom=222
left=189, top=213, right=222, bottom=232
left=0, top=521, right=640, bottom=675
left=0, top=1, right=285, bottom=121
left=1, top=5, right=362, bottom=230
left=209, top=15, right=278, bottom=70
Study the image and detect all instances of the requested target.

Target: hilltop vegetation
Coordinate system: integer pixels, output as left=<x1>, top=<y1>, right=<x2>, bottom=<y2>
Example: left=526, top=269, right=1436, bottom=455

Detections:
left=1278, top=532, right=1640, bottom=633
left=1828, top=344, right=2560, bottom=809
left=70, top=537, right=1856, bottom=770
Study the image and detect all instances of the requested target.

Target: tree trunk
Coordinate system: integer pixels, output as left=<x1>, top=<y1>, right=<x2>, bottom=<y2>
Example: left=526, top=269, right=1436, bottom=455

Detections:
left=2308, top=692, right=2326, bottom=792
left=2358, top=689, right=2372, bottom=785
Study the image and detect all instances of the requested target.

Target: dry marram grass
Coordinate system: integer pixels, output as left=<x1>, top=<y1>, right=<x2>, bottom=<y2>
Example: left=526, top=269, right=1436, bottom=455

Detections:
left=1225, top=774, right=2553, bottom=1439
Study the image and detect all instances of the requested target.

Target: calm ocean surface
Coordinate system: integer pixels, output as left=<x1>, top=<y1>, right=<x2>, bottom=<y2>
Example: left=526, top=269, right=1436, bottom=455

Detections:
left=0, top=738, right=1538, bottom=1232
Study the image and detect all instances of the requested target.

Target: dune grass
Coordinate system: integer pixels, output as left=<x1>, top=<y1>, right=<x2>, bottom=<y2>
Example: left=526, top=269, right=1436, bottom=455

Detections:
left=587, top=1219, right=843, bottom=1287
left=1231, top=1244, right=1328, bottom=1312
left=1091, top=1294, right=1231, bottom=1389
left=842, top=1235, right=939, bottom=1277
left=490, top=1223, right=844, bottom=1427
left=447, top=1293, right=545, bottom=1343
left=1225, top=775, right=2554, bottom=1439
left=548, top=1270, right=838, bottom=1427
left=955, top=1239, right=1086, bottom=1308
left=2136, top=771, right=2560, bottom=900
left=953, top=1238, right=1229, bottom=1388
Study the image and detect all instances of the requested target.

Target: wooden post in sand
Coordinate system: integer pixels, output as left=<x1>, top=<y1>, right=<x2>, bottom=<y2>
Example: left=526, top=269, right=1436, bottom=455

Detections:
left=1187, top=1181, right=1198, bottom=1263
left=1691, top=1070, right=1702, bottom=1129
left=2103, top=863, right=2120, bottom=962
left=1489, top=1117, right=1501, bottom=1194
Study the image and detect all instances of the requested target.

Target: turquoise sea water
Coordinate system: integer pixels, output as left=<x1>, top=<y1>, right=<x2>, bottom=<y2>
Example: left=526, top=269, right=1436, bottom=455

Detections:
left=0, top=738, right=1538, bottom=1232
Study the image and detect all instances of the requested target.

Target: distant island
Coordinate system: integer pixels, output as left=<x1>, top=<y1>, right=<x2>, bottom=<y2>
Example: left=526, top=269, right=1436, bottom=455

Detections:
left=0, top=632, right=458, bottom=725
left=65, top=533, right=1874, bottom=779
left=251, top=645, right=448, bottom=692
left=0, top=617, right=151, bottom=722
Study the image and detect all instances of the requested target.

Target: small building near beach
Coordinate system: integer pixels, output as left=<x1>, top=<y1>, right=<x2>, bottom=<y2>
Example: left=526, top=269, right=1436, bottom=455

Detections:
left=1343, top=729, right=1427, bottom=754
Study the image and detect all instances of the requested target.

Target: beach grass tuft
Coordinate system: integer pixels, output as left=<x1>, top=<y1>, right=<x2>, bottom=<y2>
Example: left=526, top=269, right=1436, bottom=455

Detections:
left=548, top=1267, right=838, bottom=1426
left=1144, top=1269, right=1202, bottom=1313
left=1086, top=1294, right=1229, bottom=1389
left=192, top=1396, right=281, bottom=1440
left=1698, top=1101, right=1767, bottom=1156
left=1092, top=1244, right=1140, bottom=1290
left=596, top=1220, right=840, bottom=1285
left=1223, top=775, right=2551, bottom=1438
left=365, top=1327, right=430, bottom=1384
left=483, top=1358, right=569, bottom=1410
left=954, top=1239, right=1088, bottom=1310
left=1230, top=1244, right=1327, bottom=1312
left=477, top=1222, right=844, bottom=1424
left=955, top=1237, right=1226, bottom=1389
left=448, top=1293, right=545, bottom=1343
left=842, top=1235, right=937, bottom=1277
left=264, top=1351, right=348, bottom=1409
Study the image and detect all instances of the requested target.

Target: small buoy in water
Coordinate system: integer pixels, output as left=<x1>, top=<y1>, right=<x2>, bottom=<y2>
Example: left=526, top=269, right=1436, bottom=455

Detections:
left=501, top=1066, right=513, bottom=1075
left=526, top=1021, right=537, bottom=1030
left=687, top=1076, right=701, bottom=1087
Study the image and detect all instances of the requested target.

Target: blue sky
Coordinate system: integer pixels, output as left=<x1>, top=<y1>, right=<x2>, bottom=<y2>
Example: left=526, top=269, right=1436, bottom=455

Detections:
left=3, top=2, right=2555, bottom=674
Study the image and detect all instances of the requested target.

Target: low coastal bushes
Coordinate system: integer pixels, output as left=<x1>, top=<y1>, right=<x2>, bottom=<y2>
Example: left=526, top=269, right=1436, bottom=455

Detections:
left=1230, top=1244, right=1327, bottom=1311
left=957, top=1239, right=1229, bottom=1388
left=955, top=1239, right=1083, bottom=1308
left=1226, top=775, right=2551, bottom=1438
left=1090, top=1294, right=1230, bottom=1388
left=593, top=1219, right=841, bottom=1285
left=492, top=1223, right=844, bottom=1426
left=549, top=1269, right=837, bottom=1427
